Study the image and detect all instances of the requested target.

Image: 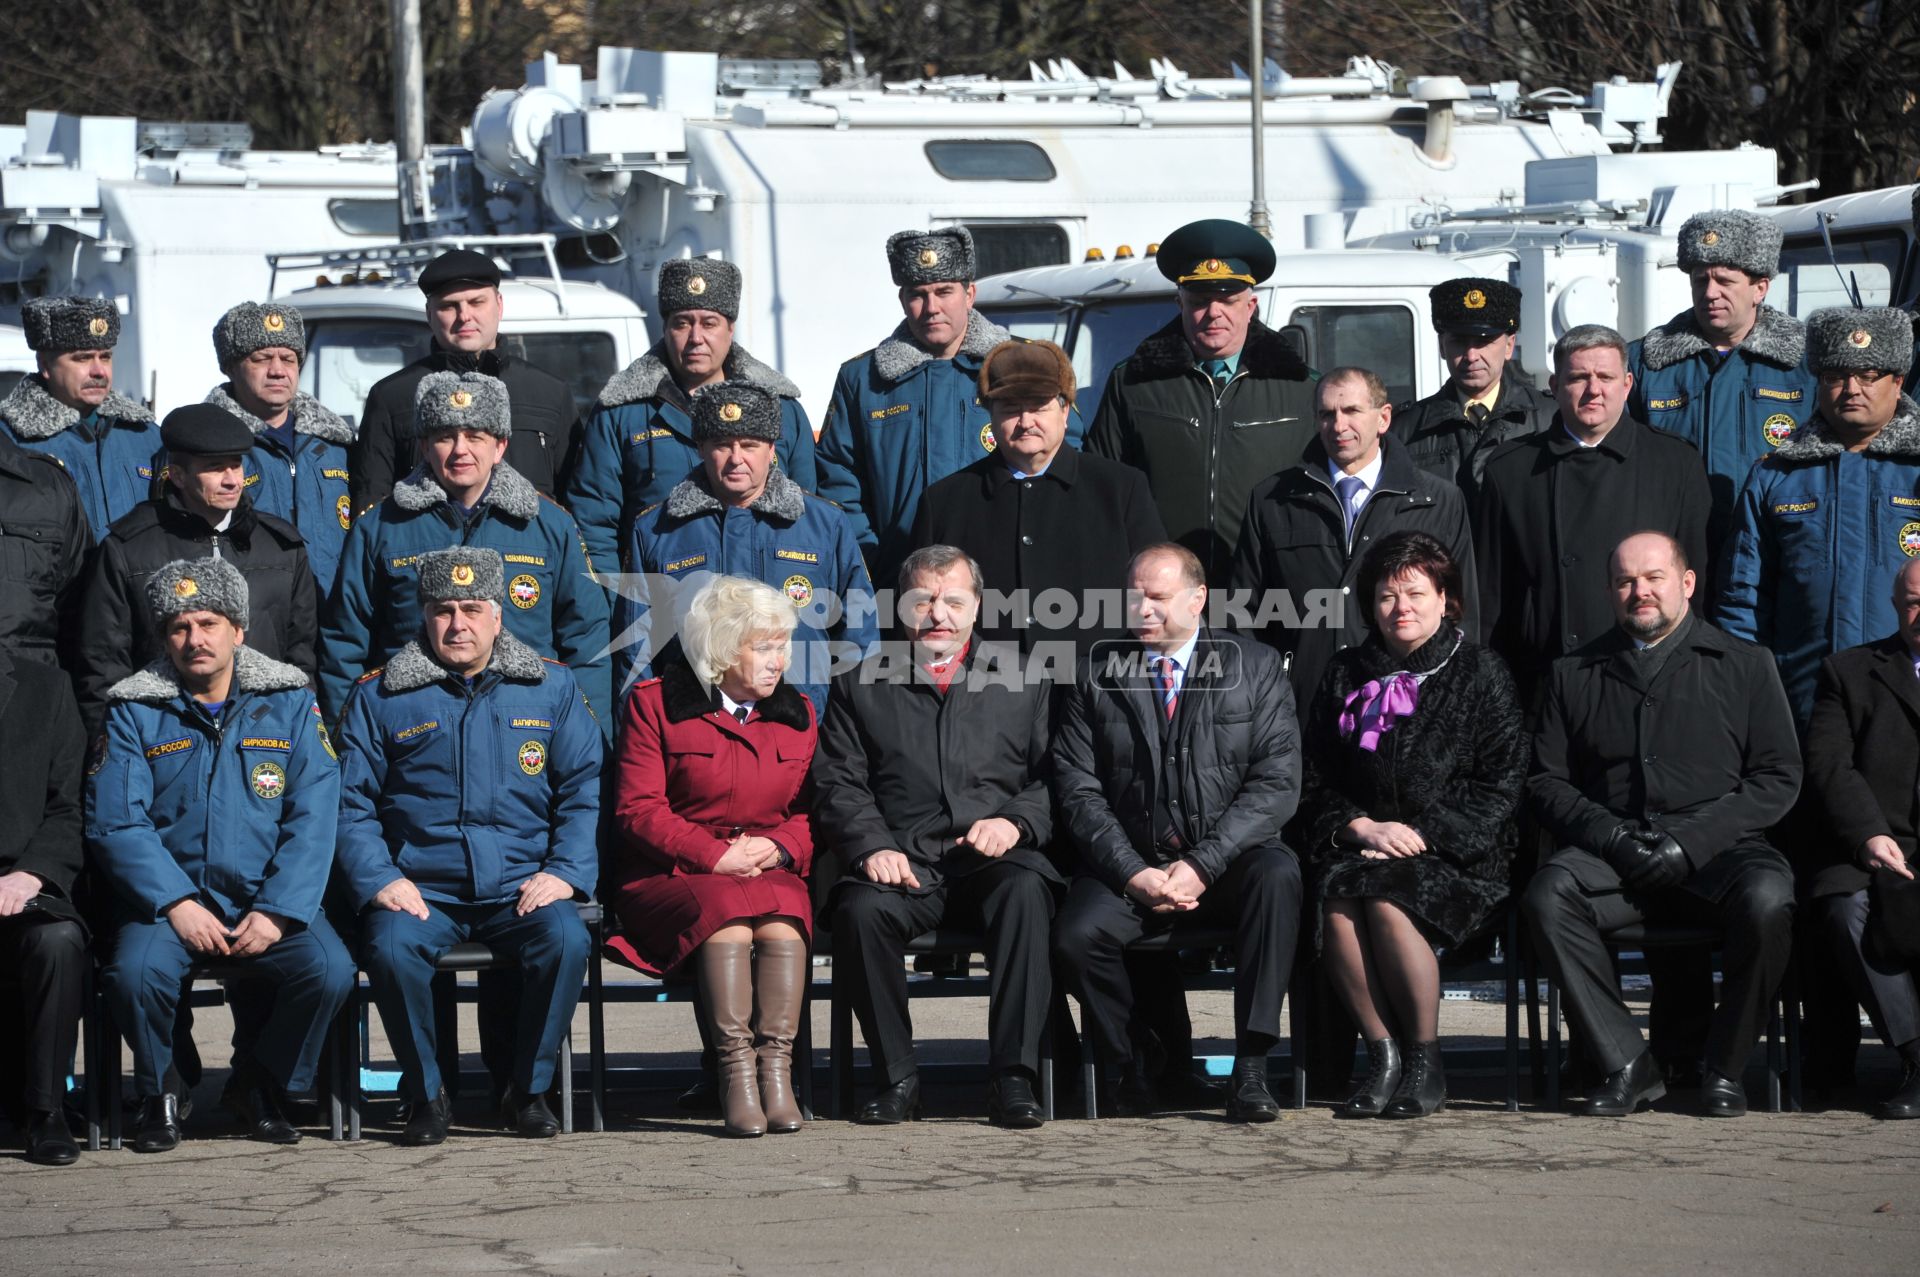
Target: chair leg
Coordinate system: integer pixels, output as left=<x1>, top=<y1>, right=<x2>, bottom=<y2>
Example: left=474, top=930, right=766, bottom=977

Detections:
left=83, top=966, right=101, bottom=1152
left=1785, top=972, right=1803, bottom=1113
left=1505, top=919, right=1521, bottom=1114
left=588, top=947, right=606, bottom=1134
left=1525, top=955, right=1545, bottom=1098
left=830, top=983, right=853, bottom=1121
left=1039, top=1012, right=1055, bottom=1123
left=1078, top=1001, right=1099, bottom=1120
left=795, top=983, right=816, bottom=1123
left=327, top=1000, right=346, bottom=1142
left=1766, top=999, right=1783, bottom=1115
left=1546, top=978, right=1562, bottom=1113
left=559, top=1032, right=575, bottom=1134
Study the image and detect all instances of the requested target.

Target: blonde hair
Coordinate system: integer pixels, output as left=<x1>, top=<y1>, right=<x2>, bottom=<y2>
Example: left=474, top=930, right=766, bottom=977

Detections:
left=681, top=575, right=798, bottom=686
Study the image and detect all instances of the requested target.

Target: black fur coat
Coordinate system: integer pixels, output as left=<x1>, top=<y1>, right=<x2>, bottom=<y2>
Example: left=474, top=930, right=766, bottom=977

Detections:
left=1299, top=629, right=1527, bottom=946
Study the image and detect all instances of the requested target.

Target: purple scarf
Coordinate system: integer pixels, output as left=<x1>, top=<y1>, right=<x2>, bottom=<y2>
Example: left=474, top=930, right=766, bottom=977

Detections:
left=1338, top=673, right=1423, bottom=752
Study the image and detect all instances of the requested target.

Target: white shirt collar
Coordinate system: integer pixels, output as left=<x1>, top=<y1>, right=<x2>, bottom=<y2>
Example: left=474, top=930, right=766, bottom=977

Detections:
left=1153, top=629, right=1201, bottom=676
left=1327, top=446, right=1386, bottom=494
left=1561, top=423, right=1601, bottom=449
left=718, top=689, right=757, bottom=719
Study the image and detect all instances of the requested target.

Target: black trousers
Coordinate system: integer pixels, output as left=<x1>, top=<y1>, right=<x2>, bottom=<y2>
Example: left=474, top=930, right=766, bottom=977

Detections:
left=1053, top=844, right=1303, bottom=1069
left=1809, top=890, right=1920, bottom=1051
left=0, top=914, right=86, bottom=1115
left=831, top=859, right=1055, bottom=1085
left=1524, top=848, right=1793, bottom=1080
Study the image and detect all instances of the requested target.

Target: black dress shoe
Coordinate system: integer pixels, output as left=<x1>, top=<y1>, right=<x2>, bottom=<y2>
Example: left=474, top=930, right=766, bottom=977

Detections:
left=133, top=1094, right=182, bottom=1153
left=1340, top=1038, right=1404, bottom=1119
left=1580, top=1051, right=1667, bottom=1117
left=501, top=1087, right=561, bottom=1138
left=400, top=1088, right=452, bottom=1146
left=987, top=1072, right=1045, bottom=1129
left=1104, top=1063, right=1158, bottom=1117
left=856, top=1074, right=921, bottom=1125
left=1381, top=1041, right=1446, bottom=1119
left=25, top=1110, right=79, bottom=1166
left=1699, top=1070, right=1748, bottom=1118
left=1876, top=1060, right=1920, bottom=1120
left=1156, top=1068, right=1226, bottom=1110
left=223, top=1068, right=302, bottom=1145
left=1224, top=1057, right=1280, bottom=1123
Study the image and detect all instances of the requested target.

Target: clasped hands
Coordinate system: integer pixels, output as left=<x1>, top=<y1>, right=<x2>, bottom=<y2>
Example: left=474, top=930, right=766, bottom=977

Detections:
left=1602, top=823, right=1690, bottom=892
left=1127, top=861, right=1206, bottom=913
left=163, top=898, right=285, bottom=956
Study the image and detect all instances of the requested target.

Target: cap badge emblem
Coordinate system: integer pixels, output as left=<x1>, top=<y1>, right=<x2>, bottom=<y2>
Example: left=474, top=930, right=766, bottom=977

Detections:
left=262, top=312, right=286, bottom=333
left=88, top=316, right=110, bottom=337
left=450, top=564, right=476, bottom=586
left=1463, top=289, right=1487, bottom=309
left=719, top=402, right=743, bottom=423
left=448, top=390, right=473, bottom=409
left=687, top=276, right=707, bottom=295
left=174, top=578, right=198, bottom=599
left=1849, top=330, right=1873, bottom=349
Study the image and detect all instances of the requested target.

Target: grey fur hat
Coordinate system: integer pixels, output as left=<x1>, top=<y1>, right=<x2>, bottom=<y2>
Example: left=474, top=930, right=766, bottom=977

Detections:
left=690, top=381, right=782, bottom=445
left=417, top=546, right=506, bottom=607
left=658, top=258, right=741, bottom=321
left=213, top=302, right=306, bottom=367
left=146, top=557, right=249, bottom=629
left=1676, top=209, right=1783, bottom=279
left=22, top=296, right=120, bottom=353
left=1806, top=307, right=1915, bottom=377
left=887, top=227, right=976, bottom=287
left=414, top=371, right=511, bottom=439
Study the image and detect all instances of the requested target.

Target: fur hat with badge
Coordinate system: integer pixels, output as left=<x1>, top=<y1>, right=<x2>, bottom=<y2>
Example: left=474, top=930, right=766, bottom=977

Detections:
left=690, top=381, right=782, bottom=446
left=146, top=557, right=250, bottom=629
left=658, top=258, right=741, bottom=321
left=414, top=371, right=512, bottom=439
left=1429, top=278, right=1520, bottom=337
left=978, top=340, right=1076, bottom=406
left=1805, top=307, right=1915, bottom=378
left=416, top=546, right=506, bottom=607
left=213, top=302, right=306, bottom=367
left=887, top=226, right=976, bottom=287
left=1676, top=209, right=1783, bottom=279
left=22, top=295, right=120, bottom=353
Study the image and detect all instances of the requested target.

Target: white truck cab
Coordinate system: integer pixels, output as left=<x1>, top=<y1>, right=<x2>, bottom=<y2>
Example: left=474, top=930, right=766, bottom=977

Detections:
left=0, top=321, right=30, bottom=401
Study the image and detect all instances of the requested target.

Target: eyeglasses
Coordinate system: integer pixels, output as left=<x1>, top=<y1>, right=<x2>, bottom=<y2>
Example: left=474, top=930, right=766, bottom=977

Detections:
left=1817, top=368, right=1898, bottom=388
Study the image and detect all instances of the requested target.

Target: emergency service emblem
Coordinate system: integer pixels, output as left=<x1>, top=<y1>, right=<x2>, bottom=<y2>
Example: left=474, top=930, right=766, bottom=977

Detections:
left=336, top=494, right=352, bottom=530
left=918, top=248, right=940, bottom=268
left=88, top=316, right=110, bottom=337
left=980, top=423, right=996, bottom=452
left=450, top=563, right=476, bottom=587
left=1850, top=329, right=1873, bottom=349
left=783, top=574, right=813, bottom=606
left=174, top=577, right=198, bottom=599
left=1463, top=289, right=1487, bottom=309
left=688, top=275, right=707, bottom=295
left=509, top=574, right=542, bottom=609
left=449, top=389, right=473, bottom=409
left=1701, top=230, right=1720, bottom=247
left=518, top=739, right=547, bottom=776
left=250, top=761, right=287, bottom=800
left=1901, top=522, right=1920, bottom=558
left=720, top=402, right=743, bottom=423
left=263, top=311, right=286, bottom=333
left=1762, top=414, right=1796, bottom=447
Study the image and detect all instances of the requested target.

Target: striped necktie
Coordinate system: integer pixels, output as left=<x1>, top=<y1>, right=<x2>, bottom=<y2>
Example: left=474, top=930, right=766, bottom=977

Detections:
left=1156, top=655, right=1180, bottom=720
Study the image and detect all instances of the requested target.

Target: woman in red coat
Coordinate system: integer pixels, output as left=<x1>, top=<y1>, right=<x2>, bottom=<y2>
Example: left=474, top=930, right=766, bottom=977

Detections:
left=609, top=576, right=816, bottom=1137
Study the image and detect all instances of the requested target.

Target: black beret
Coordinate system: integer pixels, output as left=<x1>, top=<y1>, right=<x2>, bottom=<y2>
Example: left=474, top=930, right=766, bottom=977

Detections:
left=161, top=403, right=256, bottom=457
left=1430, top=278, right=1520, bottom=337
left=417, top=248, right=503, bottom=296
left=1156, top=219, right=1276, bottom=289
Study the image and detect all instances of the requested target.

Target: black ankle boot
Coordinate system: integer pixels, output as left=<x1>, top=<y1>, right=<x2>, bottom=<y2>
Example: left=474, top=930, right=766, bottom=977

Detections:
left=1340, top=1038, right=1403, bottom=1118
left=1381, top=1041, right=1446, bottom=1118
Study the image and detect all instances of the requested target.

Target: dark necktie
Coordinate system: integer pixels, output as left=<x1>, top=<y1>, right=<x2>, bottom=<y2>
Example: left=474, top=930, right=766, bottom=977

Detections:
left=1466, top=402, right=1490, bottom=428
left=733, top=706, right=750, bottom=723
left=1156, top=657, right=1179, bottom=720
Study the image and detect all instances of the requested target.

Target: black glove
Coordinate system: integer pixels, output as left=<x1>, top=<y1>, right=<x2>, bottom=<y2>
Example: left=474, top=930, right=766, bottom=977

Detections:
left=1599, top=823, right=1649, bottom=877
left=1622, top=832, right=1689, bottom=891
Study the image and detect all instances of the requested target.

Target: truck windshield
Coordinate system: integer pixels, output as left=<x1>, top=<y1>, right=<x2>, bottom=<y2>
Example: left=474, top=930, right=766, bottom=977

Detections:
left=302, top=321, right=617, bottom=424
left=1779, top=231, right=1911, bottom=316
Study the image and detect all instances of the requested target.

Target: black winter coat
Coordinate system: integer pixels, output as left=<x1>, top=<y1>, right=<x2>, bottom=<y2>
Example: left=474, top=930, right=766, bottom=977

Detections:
left=0, top=647, right=86, bottom=925
left=1804, top=635, right=1920, bottom=900
left=350, top=347, right=580, bottom=512
left=1528, top=615, right=1801, bottom=904
left=1053, top=627, right=1299, bottom=892
left=911, top=445, right=1165, bottom=664
left=1230, top=435, right=1477, bottom=704
left=74, top=491, right=316, bottom=736
left=1299, top=631, right=1527, bottom=946
left=812, top=640, right=1061, bottom=901
left=1086, top=318, right=1314, bottom=584
left=0, top=433, right=91, bottom=666
left=1475, top=415, right=1711, bottom=699
left=1394, top=367, right=1555, bottom=506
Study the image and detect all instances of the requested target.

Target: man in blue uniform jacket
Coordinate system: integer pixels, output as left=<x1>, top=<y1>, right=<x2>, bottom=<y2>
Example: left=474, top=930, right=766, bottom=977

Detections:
left=816, top=226, right=1084, bottom=589
left=564, top=257, right=816, bottom=572
left=320, top=370, right=611, bottom=734
left=88, top=557, right=352, bottom=1153
left=335, top=547, right=599, bottom=1145
left=616, top=381, right=875, bottom=708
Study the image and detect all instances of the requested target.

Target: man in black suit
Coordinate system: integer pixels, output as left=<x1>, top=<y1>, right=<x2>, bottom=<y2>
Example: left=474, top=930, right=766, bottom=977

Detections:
left=1052, top=542, right=1304, bottom=1122
left=1804, top=559, right=1920, bottom=1118
left=1525, top=532, right=1801, bottom=1118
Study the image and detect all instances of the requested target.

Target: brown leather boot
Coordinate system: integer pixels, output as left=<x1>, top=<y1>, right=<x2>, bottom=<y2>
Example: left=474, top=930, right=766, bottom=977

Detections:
left=753, top=939, right=808, bottom=1133
left=697, top=942, right=765, bottom=1137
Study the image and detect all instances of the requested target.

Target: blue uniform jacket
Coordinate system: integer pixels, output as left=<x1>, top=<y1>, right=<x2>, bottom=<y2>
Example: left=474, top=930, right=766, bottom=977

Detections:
left=0, top=378, right=162, bottom=539
left=616, top=466, right=877, bottom=711
left=85, top=646, right=339, bottom=926
left=333, top=631, right=601, bottom=909
left=319, top=462, right=612, bottom=732
left=1716, top=394, right=1920, bottom=725
left=816, top=312, right=1085, bottom=584
left=563, top=343, right=816, bottom=572
left=1628, top=306, right=1817, bottom=550
left=208, top=385, right=357, bottom=599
